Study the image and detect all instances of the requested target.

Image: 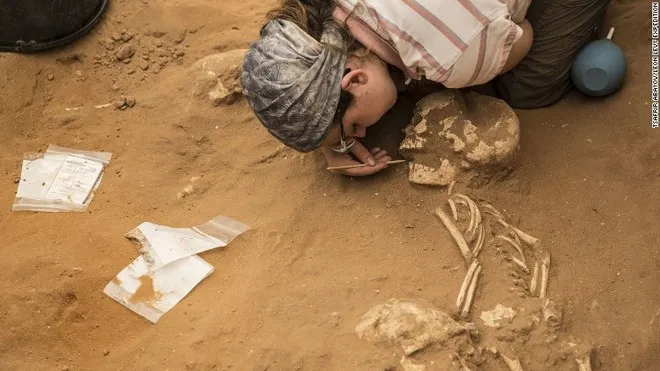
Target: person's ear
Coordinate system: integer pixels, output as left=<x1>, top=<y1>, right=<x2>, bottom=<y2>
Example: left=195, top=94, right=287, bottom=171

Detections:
left=340, top=69, right=369, bottom=92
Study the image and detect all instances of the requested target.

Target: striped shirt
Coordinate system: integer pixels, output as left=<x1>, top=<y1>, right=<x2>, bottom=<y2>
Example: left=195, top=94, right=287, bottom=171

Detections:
left=334, top=0, right=531, bottom=88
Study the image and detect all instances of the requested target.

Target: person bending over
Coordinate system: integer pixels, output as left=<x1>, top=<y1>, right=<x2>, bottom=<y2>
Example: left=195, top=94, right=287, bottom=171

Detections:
left=242, top=0, right=610, bottom=176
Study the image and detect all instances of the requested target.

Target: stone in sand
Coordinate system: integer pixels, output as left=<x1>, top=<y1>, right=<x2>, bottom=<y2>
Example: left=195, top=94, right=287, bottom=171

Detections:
left=355, top=298, right=475, bottom=356
left=187, top=49, right=247, bottom=106
left=399, top=91, right=520, bottom=187
left=116, top=44, right=136, bottom=61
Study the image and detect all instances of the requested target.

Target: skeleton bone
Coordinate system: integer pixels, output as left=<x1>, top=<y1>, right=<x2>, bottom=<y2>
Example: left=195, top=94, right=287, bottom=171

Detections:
left=454, top=194, right=482, bottom=243
left=480, top=203, right=506, bottom=221
left=481, top=203, right=538, bottom=246
left=529, top=262, right=540, bottom=296
left=472, top=224, right=485, bottom=258
left=448, top=180, right=456, bottom=196
left=576, top=355, right=592, bottom=371
left=511, top=256, right=529, bottom=273
left=500, top=353, right=524, bottom=371
left=448, top=199, right=458, bottom=221
left=461, top=265, right=482, bottom=318
left=509, top=225, right=539, bottom=246
left=454, top=353, right=472, bottom=371
left=496, top=235, right=526, bottom=265
left=436, top=207, right=474, bottom=262
left=540, top=255, right=551, bottom=299
left=510, top=231, right=522, bottom=252
left=456, top=260, right=480, bottom=309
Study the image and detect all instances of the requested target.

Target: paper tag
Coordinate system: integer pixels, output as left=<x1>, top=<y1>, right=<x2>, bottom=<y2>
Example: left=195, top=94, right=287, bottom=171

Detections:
left=104, top=254, right=214, bottom=323
left=44, top=155, right=104, bottom=205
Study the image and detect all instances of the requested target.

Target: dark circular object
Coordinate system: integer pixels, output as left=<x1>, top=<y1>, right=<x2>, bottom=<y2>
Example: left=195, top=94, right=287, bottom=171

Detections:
left=0, top=0, right=109, bottom=53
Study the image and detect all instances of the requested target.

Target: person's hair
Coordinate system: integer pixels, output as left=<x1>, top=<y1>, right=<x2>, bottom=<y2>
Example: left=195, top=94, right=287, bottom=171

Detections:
left=265, top=0, right=360, bottom=130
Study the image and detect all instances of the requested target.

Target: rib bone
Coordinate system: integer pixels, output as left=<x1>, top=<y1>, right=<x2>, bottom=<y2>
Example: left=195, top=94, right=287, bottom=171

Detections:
left=454, top=194, right=480, bottom=242
left=472, top=224, right=485, bottom=258
left=448, top=199, right=458, bottom=221
left=496, top=235, right=526, bottom=265
left=510, top=225, right=539, bottom=246
left=511, top=256, right=529, bottom=273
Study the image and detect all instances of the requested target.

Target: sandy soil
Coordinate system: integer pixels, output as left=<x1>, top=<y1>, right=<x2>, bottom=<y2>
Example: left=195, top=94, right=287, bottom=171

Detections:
left=0, top=0, right=658, bottom=370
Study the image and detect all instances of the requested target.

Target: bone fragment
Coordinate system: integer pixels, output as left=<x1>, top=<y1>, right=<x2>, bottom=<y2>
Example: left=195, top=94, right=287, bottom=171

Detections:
left=436, top=207, right=474, bottom=262
left=456, top=261, right=480, bottom=308
left=448, top=180, right=456, bottom=196
left=500, top=353, right=524, bottom=371
left=461, top=265, right=482, bottom=318
left=454, top=353, right=472, bottom=371
left=542, top=299, right=563, bottom=326
left=511, top=256, right=529, bottom=273
left=480, top=203, right=506, bottom=221
left=472, top=224, right=485, bottom=257
left=576, top=355, right=592, bottom=371
left=449, top=199, right=458, bottom=221
left=529, top=262, right=540, bottom=296
left=510, top=225, right=539, bottom=246
left=453, top=195, right=476, bottom=240
left=454, top=194, right=480, bottom=242
left=540, top=255, right=551, bottom=299
left=496, top=235, right=526, bottom=265
left=511, top=231, right=522, bottom=251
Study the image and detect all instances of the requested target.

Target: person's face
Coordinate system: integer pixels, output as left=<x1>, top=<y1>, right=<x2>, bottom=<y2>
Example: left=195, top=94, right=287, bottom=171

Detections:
left=323, top=55, right=398, bottom=146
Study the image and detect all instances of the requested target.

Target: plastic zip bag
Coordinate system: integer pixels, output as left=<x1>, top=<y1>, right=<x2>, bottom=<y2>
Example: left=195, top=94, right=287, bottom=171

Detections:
left=13, top=145, right=112, bottom=212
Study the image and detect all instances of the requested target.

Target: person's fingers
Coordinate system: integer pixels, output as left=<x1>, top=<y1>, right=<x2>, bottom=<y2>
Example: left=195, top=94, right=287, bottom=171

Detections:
left=378, top=155, right=392, bottom=163
left=370, top=147, right=381, bottom=155
left=372, top=149, right=389, bottom=161
left=340, top=161, right=388, bottom=177
left=350, top=141, right=376, bottom=166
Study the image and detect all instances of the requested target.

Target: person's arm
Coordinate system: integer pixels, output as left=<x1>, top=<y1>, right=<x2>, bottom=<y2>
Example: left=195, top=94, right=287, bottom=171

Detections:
left=500, top=19, right=533, bottom=73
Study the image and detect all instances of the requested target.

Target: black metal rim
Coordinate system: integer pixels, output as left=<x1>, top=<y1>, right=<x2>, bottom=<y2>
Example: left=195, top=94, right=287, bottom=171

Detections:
left=0, top=0, right=109, bottom=53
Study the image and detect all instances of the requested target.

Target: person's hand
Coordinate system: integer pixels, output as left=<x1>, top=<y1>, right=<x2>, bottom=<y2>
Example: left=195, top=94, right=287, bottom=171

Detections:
left=321, top=140, right=392, bottom=177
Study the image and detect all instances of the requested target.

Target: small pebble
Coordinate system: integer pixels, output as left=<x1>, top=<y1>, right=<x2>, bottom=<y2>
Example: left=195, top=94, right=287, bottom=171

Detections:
left=126, top=96, right=136, bottom=107
left=103, top=349, right=110, bottom=356
left=47, top=74, right=55, bottom=81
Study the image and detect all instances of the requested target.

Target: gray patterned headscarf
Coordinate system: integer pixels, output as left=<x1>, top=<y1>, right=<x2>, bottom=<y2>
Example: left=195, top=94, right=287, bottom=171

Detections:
left=242, top=19, right=347, bottom=152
